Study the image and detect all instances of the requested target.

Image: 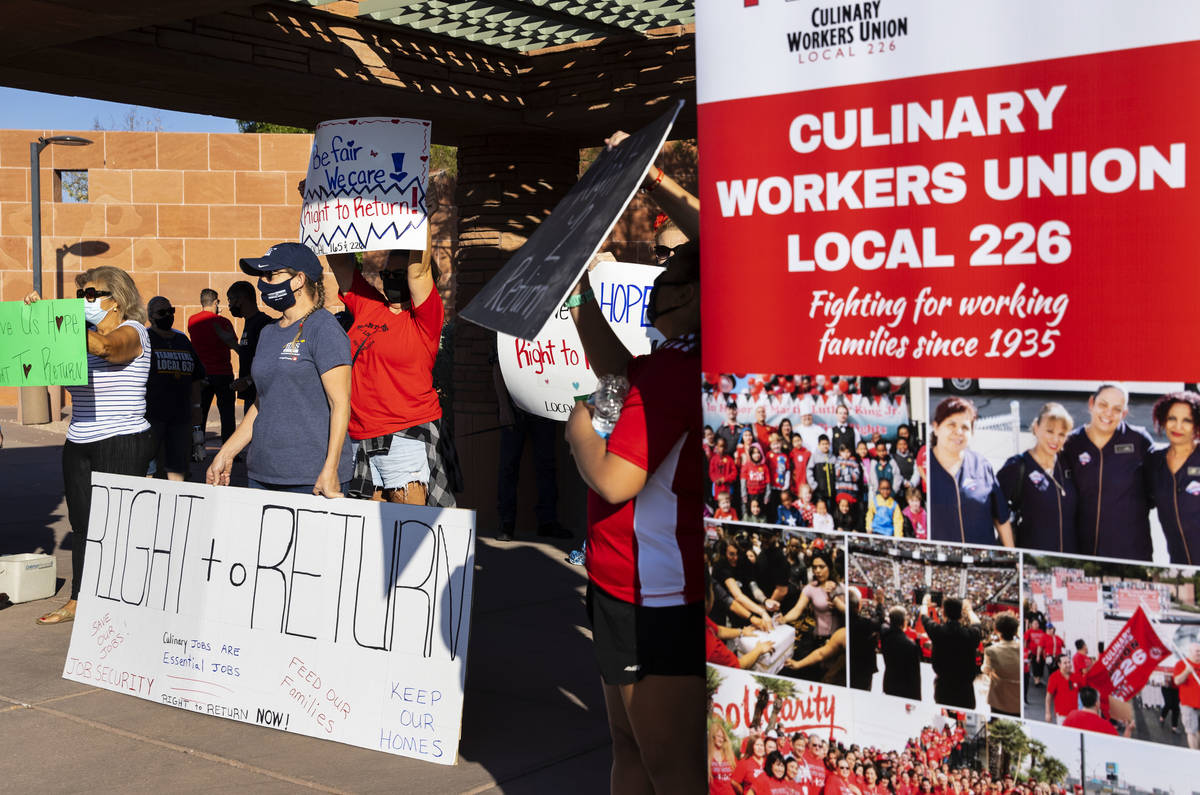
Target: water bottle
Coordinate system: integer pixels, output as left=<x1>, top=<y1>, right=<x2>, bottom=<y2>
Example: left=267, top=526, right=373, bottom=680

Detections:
left=590, top=374, right=630, bottom=438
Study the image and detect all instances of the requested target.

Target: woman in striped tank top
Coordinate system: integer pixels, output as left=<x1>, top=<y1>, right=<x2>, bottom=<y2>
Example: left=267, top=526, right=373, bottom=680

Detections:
left=26, top=266, right=155, bottom=625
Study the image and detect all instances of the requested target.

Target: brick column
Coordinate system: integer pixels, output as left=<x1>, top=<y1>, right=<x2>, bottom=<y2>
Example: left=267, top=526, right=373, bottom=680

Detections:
left=452, top=134, right=584, bottom=534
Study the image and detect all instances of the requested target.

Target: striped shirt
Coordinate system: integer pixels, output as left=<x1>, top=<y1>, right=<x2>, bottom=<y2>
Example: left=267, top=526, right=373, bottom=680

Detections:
left=66, top=320, right=151, bottom=444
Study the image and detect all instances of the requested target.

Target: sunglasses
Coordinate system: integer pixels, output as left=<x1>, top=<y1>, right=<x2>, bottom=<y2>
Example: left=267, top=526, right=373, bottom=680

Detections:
left=653, top=244, right=676, bottom=261
left=77, top=288, right=112, bottom=302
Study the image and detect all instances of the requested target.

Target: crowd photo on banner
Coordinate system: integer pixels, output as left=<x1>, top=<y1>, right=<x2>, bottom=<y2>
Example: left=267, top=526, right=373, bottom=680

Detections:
left=846, top=539, right=1021, bottom=716
left=706, top=520, right=849, bottom=685
left=703, top=375, right=927, bottom=539
left=1021, top=555, right=1200, bottom=750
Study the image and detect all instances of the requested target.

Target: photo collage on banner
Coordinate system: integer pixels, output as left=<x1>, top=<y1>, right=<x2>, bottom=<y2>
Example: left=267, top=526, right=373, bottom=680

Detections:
left=697, top=2, right=1200, bottom=792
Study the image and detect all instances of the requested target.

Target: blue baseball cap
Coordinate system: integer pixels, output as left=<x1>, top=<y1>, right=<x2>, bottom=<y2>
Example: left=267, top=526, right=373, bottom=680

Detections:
left=239, top=242, right=322, bottom=283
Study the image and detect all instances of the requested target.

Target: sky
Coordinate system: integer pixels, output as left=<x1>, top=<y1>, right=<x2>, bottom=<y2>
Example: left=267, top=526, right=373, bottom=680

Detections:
left=0, top=87, right=238, bottom=133
left=1027, top=720, right=1197, bottom=794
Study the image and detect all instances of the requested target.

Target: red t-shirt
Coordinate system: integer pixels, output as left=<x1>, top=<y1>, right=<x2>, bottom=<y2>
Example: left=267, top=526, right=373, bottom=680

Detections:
left=1042, top=633, right=1064, bottom=658
left=1072, top=652, right=1090, bottom=676
left=754, top=421, right=777, bottom=450
left=804, top=753, right=827, bottom=788
left=340, top=271, right=442, bottom=439
left=734, top=758, right=767, bottom=792
left=1046, top=670, right=1078, bottom=718
left=711, top=757, right=737, bottom=795
left=1062, top=709, right=1117, bottom=734
left=1024, top=629, right=1045, bottom=658
left=824, top=774, right=855, bottom=795
left=187, top=310, right=234, bottom=375
left=791, top=446, right=812, bottom=480
left=1174, top=659, right=1200, bottom=708
left=766, top=449, right=792, bottom=489
left=757, top=780, right=805, bottom=795
left=743, top=461, right=769, bottom=495
left=586, top=336, right=703, bottom=606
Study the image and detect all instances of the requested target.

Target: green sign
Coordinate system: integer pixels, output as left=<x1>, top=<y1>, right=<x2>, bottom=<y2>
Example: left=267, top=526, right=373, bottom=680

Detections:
left=0, top=298, right=88, bottom=386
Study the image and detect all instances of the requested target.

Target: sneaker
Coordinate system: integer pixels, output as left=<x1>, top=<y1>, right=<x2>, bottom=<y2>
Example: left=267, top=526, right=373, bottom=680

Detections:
left=537, top=521, right=573, bottom=539
left=497, top=521, right=515, bottom=542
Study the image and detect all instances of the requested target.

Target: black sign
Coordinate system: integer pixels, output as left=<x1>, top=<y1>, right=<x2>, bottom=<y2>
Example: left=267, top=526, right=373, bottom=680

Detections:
left=460, top=100, right=683, bottom=340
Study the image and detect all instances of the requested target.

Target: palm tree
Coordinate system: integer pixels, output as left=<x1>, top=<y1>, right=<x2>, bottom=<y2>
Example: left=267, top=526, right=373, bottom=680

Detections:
left=987, top=720, right=1029, bottom=778
left=707, top=665, right=725, bottom=711
left=1038, top=756, right=1070, bottom=785
left=753, top=675, right=799, bottom=732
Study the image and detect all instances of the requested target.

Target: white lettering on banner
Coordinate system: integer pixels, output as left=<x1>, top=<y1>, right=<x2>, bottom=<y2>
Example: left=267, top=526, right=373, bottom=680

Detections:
left=64, top=474, right=475, bottom=765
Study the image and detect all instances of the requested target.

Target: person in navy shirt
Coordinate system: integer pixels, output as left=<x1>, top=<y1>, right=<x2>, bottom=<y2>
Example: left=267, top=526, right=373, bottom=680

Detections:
left=997, top=402, right=1079, bottom=552
left=929, top=396, right=1014, bottom=547
left=1147, top=391, right=1200, bottom=565
left=1063, top=384, right=1154, bottom=560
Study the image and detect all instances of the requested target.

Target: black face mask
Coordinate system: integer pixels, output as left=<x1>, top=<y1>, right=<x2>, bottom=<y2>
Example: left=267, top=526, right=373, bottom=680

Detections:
left=645, top=277, right=694, bottom=326
left=227, top=302, right=243, bottom=318
left=378, top=269, right=410, bottom=304
left=258, top=276, right=297, bottom=312
left=152, top=312, right=174, bottom=331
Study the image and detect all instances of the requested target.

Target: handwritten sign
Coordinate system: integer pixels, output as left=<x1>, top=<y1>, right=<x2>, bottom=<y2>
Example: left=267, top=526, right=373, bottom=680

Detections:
left=0, top=298, right=87, bottom=386
left=63, top=474, right=476, bottom=765
left=708, top=663, right=846, bottom=740
left=301, top=117, right=431, bottom=255
left=460, top=100, right=682, bottom=340
left=497, top=260, right=664, bottom=420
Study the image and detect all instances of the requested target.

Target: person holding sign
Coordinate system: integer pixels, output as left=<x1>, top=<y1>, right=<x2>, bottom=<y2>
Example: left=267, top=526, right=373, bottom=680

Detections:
left=563, top=221, right=704, bottom=791
left=206, top=244, right=352, bottom=495
left=1147, top=391, right=1200, bottom=565
left=1172, top=641, right=1200, bottom=749
left=1062, top=383, right=1155, bottom=560
left=321, top=225, right=452, bottom=507
left=996, top=403, right=1079, bottom=553
left=928, top=397, right=1014, bottom=547
left=26, top=267, right=155, bottom=625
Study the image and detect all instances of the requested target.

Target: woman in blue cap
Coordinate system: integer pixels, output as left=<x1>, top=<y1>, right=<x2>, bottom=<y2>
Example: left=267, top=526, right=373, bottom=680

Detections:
left=206, top=243, right=352, bottom=495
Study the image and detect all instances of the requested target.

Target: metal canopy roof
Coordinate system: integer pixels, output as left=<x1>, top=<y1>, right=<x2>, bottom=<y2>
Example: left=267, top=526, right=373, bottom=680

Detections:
left=297, top=0, right=693, bottom=52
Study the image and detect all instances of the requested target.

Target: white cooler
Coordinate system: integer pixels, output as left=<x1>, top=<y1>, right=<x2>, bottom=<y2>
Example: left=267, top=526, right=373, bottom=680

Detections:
left=0, top=553, right=57, bottom=603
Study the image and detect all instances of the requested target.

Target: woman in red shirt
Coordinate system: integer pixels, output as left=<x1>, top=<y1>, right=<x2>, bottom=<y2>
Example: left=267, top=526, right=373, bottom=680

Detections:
left=709, top=722, right=738, bottom=795
left=734, top=735, right=769, bottom=794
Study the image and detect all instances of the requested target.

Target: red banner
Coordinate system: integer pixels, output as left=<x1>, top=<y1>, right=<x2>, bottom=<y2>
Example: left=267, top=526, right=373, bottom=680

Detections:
left=699, top=43, right=1200, bottom=377
left=1031, top=582, right=1044, bottom=597
left=1066, top=582, right=1098, bottom=602
left=1084, top=607, right=1170, bottom=700
left=1046, top=599, right=1064, bottom=624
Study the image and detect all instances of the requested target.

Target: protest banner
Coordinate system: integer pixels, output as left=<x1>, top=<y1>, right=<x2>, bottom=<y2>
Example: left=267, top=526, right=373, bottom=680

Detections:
left=1066, top=581, right=1099, bottom=602
left=696, top=2, right=1200, bottom=379
left=0, top=298, right=86, bottom=387
left=708, top=663, right=847, bottom=741
left=1083, top=607, right=1169, bottom=701
left=701, top=379, right=910, bottom=438
left=1046, top=598, right=1064, bottom=624
left=460, top=100, right=682, bottom=340
left=496, top=259, right=664, bottom=420
left=301, top=117, right=430, bottom=255
left=63, top=474, right=475, bottom=764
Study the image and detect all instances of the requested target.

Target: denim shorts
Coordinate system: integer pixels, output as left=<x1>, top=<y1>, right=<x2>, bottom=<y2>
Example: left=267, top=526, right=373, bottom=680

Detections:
left=366, top=434, right=430, bottom=488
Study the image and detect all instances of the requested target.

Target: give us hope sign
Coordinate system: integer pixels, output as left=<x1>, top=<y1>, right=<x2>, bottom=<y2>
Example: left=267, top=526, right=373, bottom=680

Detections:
left=497, top=260, right=664, bottom=420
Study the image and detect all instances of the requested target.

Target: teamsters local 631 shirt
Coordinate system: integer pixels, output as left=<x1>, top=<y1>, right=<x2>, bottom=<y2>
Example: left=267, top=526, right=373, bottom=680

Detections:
left=585, top=335, right=704, bottom=608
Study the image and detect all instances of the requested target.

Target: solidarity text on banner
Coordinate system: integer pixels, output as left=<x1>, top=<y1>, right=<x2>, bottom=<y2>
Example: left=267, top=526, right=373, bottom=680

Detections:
left=1083, top=606, right=1169, bottom=701
left=301, top=117, right=431, bottom=255
left=63, top=474, right=476, bottom=765
left=0, top=298, right=87, bottom=387
left=695, top=1, right=1200, bottom=378
left=460, top=100, right=682, bottom=340
left=497, top=259, right=664, bottom=420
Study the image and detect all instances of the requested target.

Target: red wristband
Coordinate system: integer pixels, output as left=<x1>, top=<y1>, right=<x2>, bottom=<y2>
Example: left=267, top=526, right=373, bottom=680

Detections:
left=645, top=166, right=665, bottom=193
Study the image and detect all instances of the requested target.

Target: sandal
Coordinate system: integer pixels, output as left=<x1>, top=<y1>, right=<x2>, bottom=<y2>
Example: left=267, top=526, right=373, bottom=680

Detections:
left=36, top=606, right=75, bottom=625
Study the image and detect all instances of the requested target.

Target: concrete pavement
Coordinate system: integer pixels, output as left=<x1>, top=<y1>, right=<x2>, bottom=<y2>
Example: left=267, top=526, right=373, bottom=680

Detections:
left=0, top=407, right=612, bottom=794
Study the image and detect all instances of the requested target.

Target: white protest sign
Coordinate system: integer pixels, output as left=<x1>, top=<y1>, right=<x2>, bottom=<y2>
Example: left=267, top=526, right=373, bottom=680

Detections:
left=497, top=259, right=664, bottom=420
left=301, top=117, right=430, bottom=254
left=63, top=474, right=475, bottom=765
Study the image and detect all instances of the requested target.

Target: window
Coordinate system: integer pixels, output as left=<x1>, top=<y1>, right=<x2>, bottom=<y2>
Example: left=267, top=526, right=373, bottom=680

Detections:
left=55, top=170, right=88, bottom=203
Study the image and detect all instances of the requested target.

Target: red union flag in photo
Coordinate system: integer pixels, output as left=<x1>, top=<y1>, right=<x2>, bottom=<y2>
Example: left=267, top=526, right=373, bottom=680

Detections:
left=1083, top=607, right=1169, bottom=700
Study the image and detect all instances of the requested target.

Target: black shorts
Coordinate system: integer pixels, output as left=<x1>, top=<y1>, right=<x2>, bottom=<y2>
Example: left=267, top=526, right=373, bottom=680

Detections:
left=150, top=418, right=191, bottom=476
left=586, top=582, right=703, bottom=685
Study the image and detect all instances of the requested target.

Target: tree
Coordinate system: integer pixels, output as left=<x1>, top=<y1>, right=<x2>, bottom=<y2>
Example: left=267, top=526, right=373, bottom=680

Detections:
left=93, top=107, right=163, bottom=132
left=1037, top=756, right=1070, bottom=785
left=752, top=675, right=798, bottom=733
left=707, top=665, right=725, bottom=711
left=236, top=120, right=312, bottom=134
left=987, top=720, right=1029, bottom=779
